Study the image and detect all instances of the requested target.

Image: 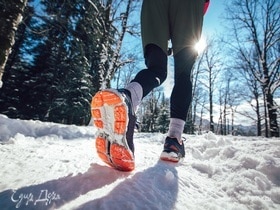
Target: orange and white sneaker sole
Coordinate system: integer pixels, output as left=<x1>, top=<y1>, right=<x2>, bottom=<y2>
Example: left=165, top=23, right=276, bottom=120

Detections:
left=160, top=152, right=183, bottom=163
left=91, top=89, right=135, bottom=171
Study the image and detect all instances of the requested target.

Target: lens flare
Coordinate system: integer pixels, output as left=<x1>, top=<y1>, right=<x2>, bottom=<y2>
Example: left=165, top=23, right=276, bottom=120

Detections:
left=194, top=37, right=207, bottom=54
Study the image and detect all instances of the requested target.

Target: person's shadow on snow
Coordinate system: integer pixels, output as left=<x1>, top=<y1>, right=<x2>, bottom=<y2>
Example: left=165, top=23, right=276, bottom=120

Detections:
left=77, top=161, right=179, bottom=210
left=0, top=163, right=129, bottom=210
left=0, top=161, right=178, bottom=210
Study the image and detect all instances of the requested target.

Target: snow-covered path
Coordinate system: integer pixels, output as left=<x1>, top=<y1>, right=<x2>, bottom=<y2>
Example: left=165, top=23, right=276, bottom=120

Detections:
left=0, top=114, right=279, bottom=210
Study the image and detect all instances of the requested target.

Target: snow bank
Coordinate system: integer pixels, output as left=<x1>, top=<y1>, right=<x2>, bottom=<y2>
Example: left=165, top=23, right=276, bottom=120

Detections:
left=0, top=114, right=95, bottom=142
left=0, top=115, right=279, bottom=210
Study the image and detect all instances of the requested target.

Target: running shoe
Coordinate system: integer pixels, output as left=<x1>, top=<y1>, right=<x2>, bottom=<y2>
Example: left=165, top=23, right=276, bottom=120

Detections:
left=91, top=89, right=136, bottom=171
left=160, top=137, right=185, bottom=162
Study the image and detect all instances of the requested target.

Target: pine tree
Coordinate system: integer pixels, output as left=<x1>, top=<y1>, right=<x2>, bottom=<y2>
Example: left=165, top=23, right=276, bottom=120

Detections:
left=0, top=3, right=35, bottom=119
left=30, top=0, right=100, bottom=124
left=155, top=94, right=169, bottom=133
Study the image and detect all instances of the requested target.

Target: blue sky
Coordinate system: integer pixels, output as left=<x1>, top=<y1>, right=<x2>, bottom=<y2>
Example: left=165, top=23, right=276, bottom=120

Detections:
left=203, top=0, right=226, bottom=36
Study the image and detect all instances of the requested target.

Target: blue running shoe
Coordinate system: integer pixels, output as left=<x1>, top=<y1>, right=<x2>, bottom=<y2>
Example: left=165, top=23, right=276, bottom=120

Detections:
left=160, top=137, right=185, bottom=162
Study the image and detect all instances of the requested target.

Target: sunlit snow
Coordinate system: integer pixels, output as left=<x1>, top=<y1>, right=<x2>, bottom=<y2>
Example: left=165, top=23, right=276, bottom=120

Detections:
left=0, top=114, right=279, bottom=210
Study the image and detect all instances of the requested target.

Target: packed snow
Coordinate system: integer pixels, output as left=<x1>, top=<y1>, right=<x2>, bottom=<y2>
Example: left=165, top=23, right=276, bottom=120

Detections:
left=0, top=114, right=279, bottom=210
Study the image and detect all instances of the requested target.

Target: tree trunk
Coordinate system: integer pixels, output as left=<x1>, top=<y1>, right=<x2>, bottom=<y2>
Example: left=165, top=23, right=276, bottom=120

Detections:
left=265, top=87, right=279, bottom=137
left=0, top=0, right=27, bottom=87
left=255, top=96, right=262, bottom=136
left=209, top=71, right=214, bottom=132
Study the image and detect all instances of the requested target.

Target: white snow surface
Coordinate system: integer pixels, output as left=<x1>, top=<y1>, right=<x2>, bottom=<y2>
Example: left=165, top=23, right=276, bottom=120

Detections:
left=0, top=114, right=279, bottom=210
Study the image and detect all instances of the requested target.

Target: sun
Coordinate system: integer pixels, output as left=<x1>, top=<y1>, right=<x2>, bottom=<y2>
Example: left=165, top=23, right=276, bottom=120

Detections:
left=194, top=36, right=207, bottom=54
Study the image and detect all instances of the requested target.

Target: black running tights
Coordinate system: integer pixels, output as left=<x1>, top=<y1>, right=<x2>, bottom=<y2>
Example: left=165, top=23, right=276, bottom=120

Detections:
left=131, top=44, right=197, bottom=121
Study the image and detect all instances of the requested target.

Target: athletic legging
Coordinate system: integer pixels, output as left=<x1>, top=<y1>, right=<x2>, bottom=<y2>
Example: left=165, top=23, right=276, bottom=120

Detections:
left=131, top=44, right=197, bottom=121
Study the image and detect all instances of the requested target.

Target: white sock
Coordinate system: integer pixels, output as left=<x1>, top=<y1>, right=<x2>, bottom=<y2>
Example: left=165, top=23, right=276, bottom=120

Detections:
left=168, top=118, right=185, bottom=142
left=125, top=82, right=143, bottom=112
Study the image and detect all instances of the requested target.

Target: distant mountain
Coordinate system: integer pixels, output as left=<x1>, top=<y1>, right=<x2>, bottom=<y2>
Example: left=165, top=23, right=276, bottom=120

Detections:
left=193, top=116, right=257, bottom=136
